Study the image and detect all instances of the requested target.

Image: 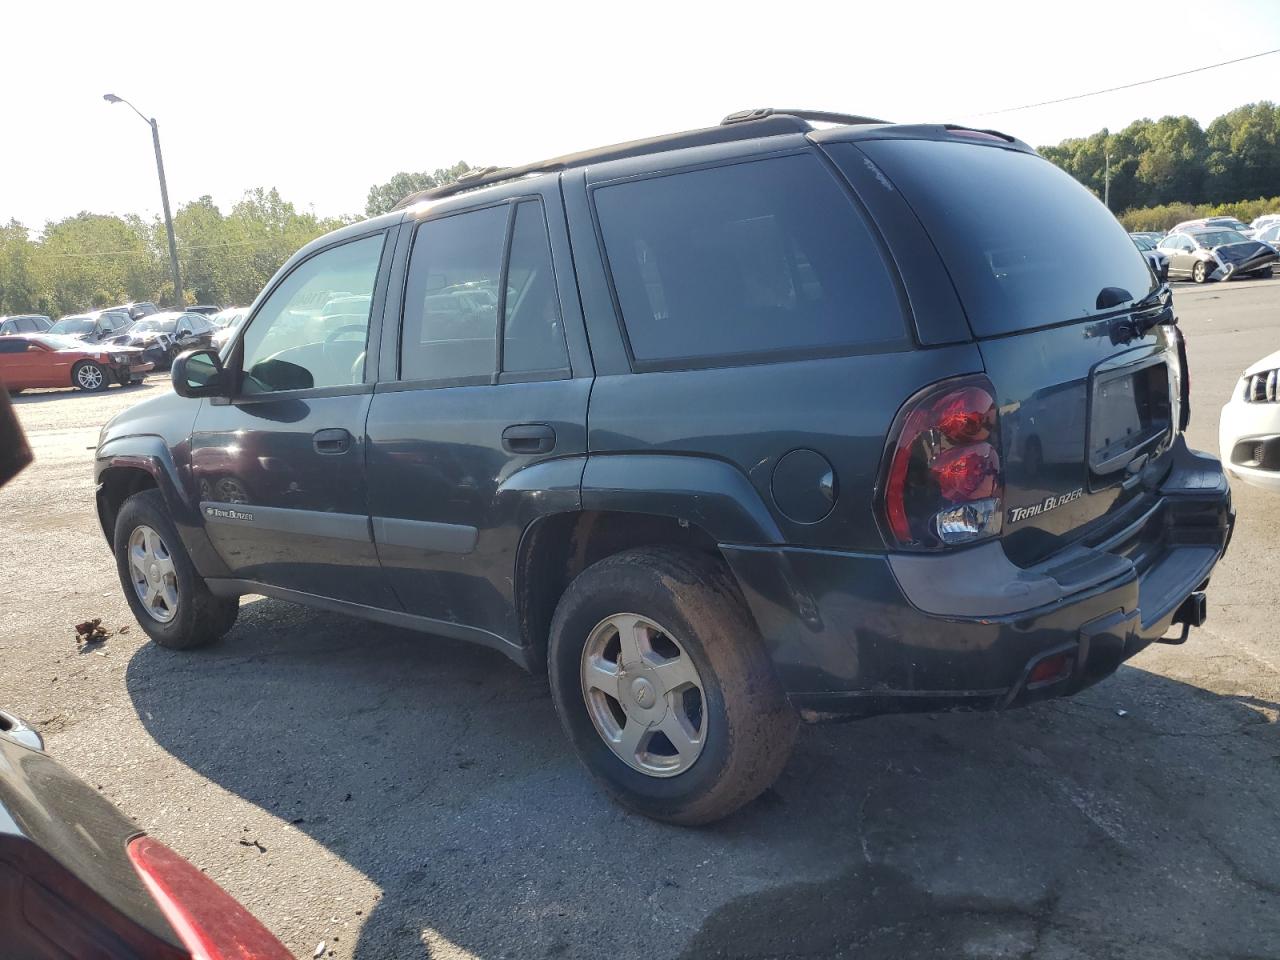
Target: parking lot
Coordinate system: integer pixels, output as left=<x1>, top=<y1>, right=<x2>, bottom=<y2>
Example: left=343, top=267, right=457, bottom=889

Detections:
left=2, top=279, right=1279, bottom=960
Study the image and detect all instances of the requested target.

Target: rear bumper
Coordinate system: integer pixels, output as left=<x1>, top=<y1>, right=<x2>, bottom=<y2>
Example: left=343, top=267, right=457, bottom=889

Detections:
left=723, top=440, right=1233, bottom=719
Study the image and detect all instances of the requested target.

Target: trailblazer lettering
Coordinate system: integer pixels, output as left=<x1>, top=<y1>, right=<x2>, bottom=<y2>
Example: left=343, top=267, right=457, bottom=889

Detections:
left=1007, top=488, right=1084, bottom=525
left=205, top=505, right=255, bottom=522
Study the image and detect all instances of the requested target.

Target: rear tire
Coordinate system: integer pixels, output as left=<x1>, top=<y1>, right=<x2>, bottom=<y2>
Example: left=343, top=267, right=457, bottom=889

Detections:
left=72, top=361, right=108, bottom=392
left=548, top=546, right=797, bottom=825
left=114, top=489, right=238, bottom=649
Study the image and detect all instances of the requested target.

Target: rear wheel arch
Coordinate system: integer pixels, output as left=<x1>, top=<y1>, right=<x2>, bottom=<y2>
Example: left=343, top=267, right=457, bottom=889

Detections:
left=515, top=510, right=727, bottom=674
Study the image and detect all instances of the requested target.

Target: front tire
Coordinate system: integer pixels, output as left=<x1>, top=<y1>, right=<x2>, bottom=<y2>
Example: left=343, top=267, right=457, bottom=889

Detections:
left=73, top=361, right=108, bottom=392
left=114, top=489, right=238, bottom=649
left=1192, top=260, right=1208, bottom=284
left=548, top=547, right=797, bottom=825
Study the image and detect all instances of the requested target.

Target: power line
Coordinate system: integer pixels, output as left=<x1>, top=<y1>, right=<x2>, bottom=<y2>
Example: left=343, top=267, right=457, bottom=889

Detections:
left=974, top=47, right=1280, bottom=117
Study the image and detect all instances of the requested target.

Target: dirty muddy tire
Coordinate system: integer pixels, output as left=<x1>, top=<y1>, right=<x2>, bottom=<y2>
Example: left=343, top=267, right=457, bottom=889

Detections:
left=548, top=546, right=797, bottom=825
left=114, top=489, right=238, bottom=650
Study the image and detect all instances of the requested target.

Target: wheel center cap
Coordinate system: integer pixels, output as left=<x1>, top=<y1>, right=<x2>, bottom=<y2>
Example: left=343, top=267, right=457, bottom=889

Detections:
left=148, top=563, right=159, bottom=581
left=631, top=677, right=656, bottom=709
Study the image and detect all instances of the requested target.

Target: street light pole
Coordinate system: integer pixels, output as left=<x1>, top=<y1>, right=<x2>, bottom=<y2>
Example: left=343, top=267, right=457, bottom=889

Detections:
left=104, top=94, right=182, bottom=308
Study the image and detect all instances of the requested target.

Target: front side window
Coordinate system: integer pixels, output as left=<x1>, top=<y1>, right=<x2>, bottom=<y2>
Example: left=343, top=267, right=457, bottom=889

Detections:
left=239, top=233, right=384, bottom=394
left=594, top=152, right=904, bottom=365
left=401, top=205, right=507, bottom=382
left=0, top=339, right=27, bottom=353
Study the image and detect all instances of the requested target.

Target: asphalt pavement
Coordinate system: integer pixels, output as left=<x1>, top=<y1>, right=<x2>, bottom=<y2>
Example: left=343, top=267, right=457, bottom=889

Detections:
left=1, top=279, right=1279, bottom=959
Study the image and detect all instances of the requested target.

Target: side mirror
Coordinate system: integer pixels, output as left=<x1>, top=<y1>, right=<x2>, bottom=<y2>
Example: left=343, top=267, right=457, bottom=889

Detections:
left=172, top=348, right=227, bottom=399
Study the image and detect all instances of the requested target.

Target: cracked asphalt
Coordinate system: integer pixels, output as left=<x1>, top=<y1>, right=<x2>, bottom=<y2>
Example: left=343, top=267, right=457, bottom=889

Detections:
left=2, top=278, right=1279, bottom=959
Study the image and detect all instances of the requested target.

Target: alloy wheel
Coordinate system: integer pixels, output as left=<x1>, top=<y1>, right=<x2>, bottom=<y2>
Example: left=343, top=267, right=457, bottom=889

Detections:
left=580, top=613, right=707, bottom=777
left=77, top=364, right=104, bottom=390
left=127, top=525, right=179, bottom=623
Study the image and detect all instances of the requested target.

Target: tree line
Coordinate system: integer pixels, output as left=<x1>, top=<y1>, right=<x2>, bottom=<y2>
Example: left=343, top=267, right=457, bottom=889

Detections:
left=1038, top=101, right=1280, bottom=220
left=0, top=164, right=472, bottom=318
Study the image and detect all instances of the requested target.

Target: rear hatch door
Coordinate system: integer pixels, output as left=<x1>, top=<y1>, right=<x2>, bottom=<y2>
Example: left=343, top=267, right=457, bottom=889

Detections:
left=844, top=135, right=1180, bottom=565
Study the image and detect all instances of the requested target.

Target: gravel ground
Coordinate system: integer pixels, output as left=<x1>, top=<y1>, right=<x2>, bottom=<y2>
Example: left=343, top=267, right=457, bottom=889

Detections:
left=2, top=279, right=1279, bottom=960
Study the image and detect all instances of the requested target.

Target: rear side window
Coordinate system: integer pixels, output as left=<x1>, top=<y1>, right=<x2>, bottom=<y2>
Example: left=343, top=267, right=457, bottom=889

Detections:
left=594, top=152, right=904, bottom=366
left=400, top=200, right=570, bottom=382
left=401, top=206, right=507, bottom=382
left=843, top=140, right=1156, bottom=337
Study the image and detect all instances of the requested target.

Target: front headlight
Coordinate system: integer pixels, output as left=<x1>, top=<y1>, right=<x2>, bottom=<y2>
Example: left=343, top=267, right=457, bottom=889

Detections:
left=111, top=353, right=128, bottom=364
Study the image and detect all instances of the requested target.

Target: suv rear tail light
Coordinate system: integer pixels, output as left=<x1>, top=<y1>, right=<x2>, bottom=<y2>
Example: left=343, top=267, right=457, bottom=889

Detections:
left=1174, top=327, right=1191, bottom=430
left=879, top=376, right=1004, bottom=549
left=127, top=836, right=293, bottom=960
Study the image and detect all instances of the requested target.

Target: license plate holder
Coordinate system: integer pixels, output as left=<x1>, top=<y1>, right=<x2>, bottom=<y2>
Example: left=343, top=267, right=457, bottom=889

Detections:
left=1088, top=356, right=1171, bottom=476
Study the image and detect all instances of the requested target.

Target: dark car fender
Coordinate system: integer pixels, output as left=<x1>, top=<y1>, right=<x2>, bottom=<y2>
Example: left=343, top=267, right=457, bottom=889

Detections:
left=95, top=434, right=231, bottom=579
left=579, top=453, right=784, bottom=544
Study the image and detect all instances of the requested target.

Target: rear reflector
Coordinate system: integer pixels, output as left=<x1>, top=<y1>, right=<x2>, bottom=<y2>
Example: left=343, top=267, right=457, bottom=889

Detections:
left=1028, top=653, right=1071, bottom=687
left=127, top=836, right=294, bottom=960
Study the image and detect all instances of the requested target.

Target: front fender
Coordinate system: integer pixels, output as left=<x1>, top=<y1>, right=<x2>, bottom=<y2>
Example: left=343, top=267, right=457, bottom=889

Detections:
left=95, top=435, right=230, bottom=578
left=580, top=454, right=783, bottom=544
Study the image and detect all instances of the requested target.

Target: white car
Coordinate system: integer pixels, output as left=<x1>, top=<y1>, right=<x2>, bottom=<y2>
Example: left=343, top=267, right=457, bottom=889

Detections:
left=209, top=307, right=248, bottom=353
left=1220, top=348, right=1280, bottom=491
left=1247, top=214, right=1280, bottom=240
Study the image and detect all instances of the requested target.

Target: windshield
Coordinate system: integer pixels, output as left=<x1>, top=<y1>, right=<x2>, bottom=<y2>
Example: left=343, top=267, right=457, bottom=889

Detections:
left=843, top=140, right=1156, bottom=337
left=129, top=317, right=177, bottom=333
left=48, top=317, right=93, bottom=335
left=1193, top=230, right=1248, bottom=248
left=1131, top=235, right=1155, bottom=251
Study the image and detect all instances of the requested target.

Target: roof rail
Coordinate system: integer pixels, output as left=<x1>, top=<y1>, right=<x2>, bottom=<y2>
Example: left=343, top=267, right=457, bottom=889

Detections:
left=721, top=107, right=888, bottom=127
left=392, top=113, right=822, bottom=210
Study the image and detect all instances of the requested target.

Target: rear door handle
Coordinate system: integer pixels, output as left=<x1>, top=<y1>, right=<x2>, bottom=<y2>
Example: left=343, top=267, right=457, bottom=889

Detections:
left=502, top=423, right=556, bottom=454
left=313, top=427, right=353, bottom=455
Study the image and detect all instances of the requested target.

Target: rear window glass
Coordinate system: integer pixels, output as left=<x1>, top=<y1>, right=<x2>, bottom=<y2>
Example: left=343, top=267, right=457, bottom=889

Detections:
left=844, top=140, right=1156, bottom=337
left=594, top=152, right=905, bottom=365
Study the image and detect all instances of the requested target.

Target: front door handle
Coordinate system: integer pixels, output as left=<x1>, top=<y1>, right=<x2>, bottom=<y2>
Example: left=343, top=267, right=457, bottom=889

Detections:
left=313, top=427, right=353, bottom=455
left=502, top=423, right=556, bottom=454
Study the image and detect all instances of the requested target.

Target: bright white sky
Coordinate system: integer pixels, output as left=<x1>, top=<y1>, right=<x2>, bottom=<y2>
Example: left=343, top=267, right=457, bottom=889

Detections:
left=4, top=0, right=1279, bottom=230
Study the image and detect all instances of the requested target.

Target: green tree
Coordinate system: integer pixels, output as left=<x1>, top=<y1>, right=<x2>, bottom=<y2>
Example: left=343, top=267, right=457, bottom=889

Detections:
left=1135, top=116, right=1208, bottom=205
left=1205, top=102, right=1280, bottom=203
left=364, top=162, right=473, bottom=217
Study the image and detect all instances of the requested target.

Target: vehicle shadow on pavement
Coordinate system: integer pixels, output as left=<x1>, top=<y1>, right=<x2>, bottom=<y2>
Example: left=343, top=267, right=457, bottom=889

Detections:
left=125, top=600, right=1280, bottom=960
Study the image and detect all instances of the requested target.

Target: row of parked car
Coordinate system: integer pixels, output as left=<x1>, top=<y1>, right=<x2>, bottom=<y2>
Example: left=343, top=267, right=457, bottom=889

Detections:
left=1129, top=214, right=1280, bottom=285
left=0, top=302, right=247, bottom=393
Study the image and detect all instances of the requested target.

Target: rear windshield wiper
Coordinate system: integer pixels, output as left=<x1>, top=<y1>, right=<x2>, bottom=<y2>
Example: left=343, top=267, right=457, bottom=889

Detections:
left=1096, top=284, right=1174, bottom=344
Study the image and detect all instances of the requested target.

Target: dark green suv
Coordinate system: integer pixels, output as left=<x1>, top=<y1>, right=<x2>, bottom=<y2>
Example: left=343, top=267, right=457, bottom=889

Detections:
left=95, top=109, right=1232, bottom=824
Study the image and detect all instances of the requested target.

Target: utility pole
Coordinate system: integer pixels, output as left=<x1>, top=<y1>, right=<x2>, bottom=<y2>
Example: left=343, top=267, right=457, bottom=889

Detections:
left=104, top=94, right=183, bottom=308
left=1104, top=148, right=1111, bottom=210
